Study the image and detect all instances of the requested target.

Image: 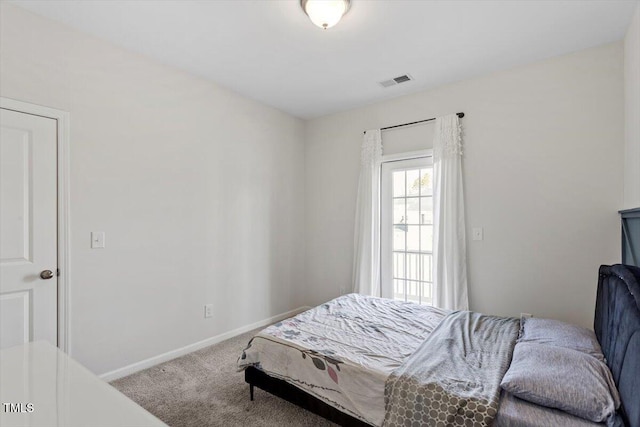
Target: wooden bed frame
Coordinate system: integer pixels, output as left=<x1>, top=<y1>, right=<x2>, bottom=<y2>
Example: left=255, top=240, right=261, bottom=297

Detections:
left=245, top=264, right=640, bottom=427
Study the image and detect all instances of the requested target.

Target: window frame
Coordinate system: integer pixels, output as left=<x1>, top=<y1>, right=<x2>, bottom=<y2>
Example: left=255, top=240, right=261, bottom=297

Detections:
left=380, top=149, right=434, bottom=301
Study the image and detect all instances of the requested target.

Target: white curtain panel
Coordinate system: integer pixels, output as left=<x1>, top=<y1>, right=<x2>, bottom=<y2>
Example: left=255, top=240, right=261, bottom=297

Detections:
left=432, top=114, right=469, bottom=310
left=352, top=130, right=383, bottom=296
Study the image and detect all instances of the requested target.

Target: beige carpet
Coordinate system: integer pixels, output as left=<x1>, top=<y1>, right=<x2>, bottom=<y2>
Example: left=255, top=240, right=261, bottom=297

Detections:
left=111, top=328, right=336, bottom=427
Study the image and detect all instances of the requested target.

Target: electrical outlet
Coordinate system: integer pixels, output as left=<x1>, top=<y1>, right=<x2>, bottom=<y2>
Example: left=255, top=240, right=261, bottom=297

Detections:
left=204, top=304, right=213, bottom=318
left=520, top=312, right=532, bottom=319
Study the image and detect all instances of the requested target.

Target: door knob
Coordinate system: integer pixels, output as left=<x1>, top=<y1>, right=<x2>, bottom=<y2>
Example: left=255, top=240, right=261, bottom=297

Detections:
left=40, top=270, right=54, bottom=280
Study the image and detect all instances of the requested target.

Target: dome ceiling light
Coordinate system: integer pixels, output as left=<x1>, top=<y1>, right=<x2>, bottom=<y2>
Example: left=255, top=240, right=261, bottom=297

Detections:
left=300, top=0, right=351, bottom=30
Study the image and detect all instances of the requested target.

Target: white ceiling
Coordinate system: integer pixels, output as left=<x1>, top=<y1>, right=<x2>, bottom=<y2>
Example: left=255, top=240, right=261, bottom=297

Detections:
left=10, top=0, right=639, bottom=119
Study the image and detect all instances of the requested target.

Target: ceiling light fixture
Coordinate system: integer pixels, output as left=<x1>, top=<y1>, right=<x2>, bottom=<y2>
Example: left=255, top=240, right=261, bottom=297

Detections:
left=300, top=0, right=351, bottom=30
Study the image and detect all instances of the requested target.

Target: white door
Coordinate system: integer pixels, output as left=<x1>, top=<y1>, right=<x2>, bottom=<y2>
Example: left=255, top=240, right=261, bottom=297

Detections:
left=0, top=108, right=58, bottom=349
left=380, top=156, right=434, bottom=304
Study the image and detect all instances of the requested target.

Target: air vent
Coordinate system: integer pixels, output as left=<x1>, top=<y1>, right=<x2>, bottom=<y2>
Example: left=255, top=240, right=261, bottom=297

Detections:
left=394, top=75, right=411, bottom=83
left=379, top=74, right=413, bottom=88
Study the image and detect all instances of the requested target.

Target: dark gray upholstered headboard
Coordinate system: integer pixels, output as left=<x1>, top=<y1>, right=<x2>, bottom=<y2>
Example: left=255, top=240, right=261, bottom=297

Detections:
left=621, top=208, right=640, bottom=267
left=595, top=264, right=640, bottom=427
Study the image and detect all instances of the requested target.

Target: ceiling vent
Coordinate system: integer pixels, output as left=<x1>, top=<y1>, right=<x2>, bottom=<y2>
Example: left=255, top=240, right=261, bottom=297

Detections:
left=379, top=74, right=413, bottom=88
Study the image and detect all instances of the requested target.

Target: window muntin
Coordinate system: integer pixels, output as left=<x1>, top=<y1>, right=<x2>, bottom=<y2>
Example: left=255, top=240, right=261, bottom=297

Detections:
left=381, top=156, right=433, bottom=305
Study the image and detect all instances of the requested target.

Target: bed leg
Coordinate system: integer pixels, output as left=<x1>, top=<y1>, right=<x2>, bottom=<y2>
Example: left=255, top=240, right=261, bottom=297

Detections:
left=250, top=384, right=254, bottom=401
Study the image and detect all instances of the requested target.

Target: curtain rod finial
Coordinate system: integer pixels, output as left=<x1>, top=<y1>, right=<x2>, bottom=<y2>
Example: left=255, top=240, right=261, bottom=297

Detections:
left=457, top=112, right=465, bottom=118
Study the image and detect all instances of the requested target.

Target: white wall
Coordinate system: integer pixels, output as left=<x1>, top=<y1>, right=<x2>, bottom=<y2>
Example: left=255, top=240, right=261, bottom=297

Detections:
left=625, top=3, right=640, bottom=209
left=0, top=4, right=306, bottom=375
left=305, top=43, right=624, bottom=328
left=0, top=2, right=629, bottom=375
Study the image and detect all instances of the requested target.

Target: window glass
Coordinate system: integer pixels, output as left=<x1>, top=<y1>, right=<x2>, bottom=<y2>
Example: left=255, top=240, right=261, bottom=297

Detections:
left=382, top=157, right=434, bottom=305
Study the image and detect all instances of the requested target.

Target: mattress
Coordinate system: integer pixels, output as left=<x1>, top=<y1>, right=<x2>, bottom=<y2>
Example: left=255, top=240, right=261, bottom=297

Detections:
left=237, top=293, right=448, bottom=426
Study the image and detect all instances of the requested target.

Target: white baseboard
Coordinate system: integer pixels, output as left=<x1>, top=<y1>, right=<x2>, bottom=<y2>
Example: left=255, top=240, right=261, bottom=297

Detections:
left=100, top=306, right=311, bottom=382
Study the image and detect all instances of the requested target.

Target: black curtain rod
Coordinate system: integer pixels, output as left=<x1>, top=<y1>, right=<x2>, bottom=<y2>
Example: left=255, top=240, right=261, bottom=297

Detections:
left=363, top=112, right=464, bottom=134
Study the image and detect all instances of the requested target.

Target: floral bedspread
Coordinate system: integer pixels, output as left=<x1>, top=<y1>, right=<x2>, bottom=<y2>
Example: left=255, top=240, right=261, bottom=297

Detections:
left=237, top=293, right=448, bottom=426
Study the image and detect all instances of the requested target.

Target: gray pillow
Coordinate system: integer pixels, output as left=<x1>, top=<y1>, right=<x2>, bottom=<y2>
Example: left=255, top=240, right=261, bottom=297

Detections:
left=496, top=391, right=605, bottom=427
left=519, top=317, right=605, bottom=361
left=500, top=342, right=620, bottom=423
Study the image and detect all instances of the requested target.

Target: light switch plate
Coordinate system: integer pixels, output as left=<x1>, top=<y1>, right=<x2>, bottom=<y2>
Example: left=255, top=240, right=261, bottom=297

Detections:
left=91, top=232, right=105, bottom=249
left=204, top=304, right=213, bottom=318
left=472, top=227, right=483, bottom=241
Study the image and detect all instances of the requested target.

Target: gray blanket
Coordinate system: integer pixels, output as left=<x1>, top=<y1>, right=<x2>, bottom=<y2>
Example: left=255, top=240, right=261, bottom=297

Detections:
left=383, top=311, right=519, bottom=427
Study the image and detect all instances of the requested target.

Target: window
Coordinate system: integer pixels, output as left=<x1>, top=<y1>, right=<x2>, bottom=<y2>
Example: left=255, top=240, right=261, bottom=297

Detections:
left=381, top=154, right=433, bottom=305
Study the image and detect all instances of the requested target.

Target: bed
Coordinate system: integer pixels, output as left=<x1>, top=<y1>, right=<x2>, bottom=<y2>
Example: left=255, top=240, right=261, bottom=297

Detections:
left=238, top=264, right=640, bottom=427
